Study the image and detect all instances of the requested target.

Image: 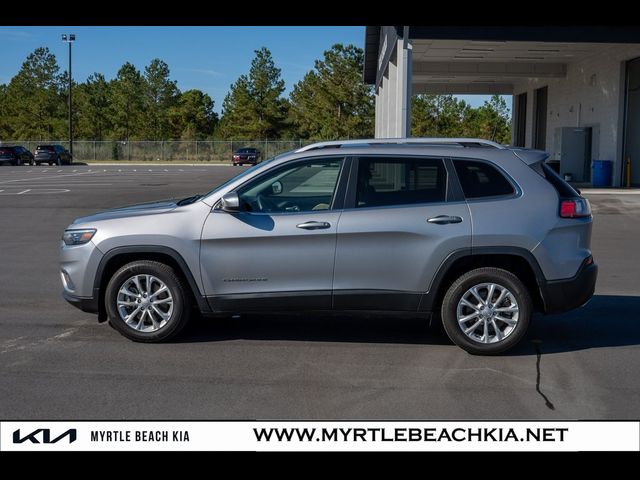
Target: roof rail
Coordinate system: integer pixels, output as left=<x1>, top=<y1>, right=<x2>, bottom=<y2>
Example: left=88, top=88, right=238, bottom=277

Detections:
left=296, top=137, right=506, bottom=152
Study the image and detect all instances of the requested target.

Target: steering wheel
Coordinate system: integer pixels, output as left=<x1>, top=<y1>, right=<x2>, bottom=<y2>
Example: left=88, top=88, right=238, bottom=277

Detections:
left=255, top=194, right=280, bottom=213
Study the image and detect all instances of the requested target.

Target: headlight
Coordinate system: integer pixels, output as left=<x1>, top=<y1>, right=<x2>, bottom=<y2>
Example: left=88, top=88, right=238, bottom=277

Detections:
left=62, top=228, right=96, bottom=246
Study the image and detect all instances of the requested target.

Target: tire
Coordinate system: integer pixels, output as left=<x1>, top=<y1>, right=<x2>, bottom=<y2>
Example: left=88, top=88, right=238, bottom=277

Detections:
left=440, top=267, right=532, bottom=355
left=104, top=260, right=192, bottom=343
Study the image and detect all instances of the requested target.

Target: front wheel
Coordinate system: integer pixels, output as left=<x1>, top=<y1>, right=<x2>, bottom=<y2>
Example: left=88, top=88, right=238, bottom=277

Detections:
left=105, top=260, right=192, bottom=342
left=440, top=267, right=532, bottom=355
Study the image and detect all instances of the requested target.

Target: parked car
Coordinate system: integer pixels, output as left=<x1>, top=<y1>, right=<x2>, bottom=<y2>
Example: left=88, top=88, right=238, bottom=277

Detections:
left=34, top=145, right=72, bottom=165
left=60, top=138, right=597, bottom=355
left=0, top=145, right=34, bottom=166
left=232, top=147, right=260, bottom=166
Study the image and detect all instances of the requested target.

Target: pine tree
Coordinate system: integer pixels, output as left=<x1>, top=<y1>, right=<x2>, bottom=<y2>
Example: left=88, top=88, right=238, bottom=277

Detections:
left=109, top=62, right=145, bottom=140
left=3, top=47, right=65, bottom=140
left=218, top=47, right=287, bottom=139
left=169, top=89, right=217, bottom=140
left=290, top=44, right=374, bottom=139
left=74, top=73, right=112, bottom=140
left=143, top=59, right=179, bottom=140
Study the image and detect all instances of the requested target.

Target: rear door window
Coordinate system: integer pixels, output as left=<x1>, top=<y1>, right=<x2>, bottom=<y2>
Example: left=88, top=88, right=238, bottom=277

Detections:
left=355, top=157, right=447, bottom=208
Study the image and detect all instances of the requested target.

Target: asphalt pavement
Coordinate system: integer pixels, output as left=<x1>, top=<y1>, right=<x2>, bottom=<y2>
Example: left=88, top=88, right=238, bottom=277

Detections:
left=0, top=164, right=639, bottom=419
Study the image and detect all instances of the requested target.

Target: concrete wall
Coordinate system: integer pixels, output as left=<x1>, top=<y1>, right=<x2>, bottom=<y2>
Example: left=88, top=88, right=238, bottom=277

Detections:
left=513, top=44, right=640, bottom=186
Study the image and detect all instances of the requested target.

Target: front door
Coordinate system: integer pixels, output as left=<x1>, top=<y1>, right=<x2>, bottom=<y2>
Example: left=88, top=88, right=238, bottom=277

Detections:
left=333, top=155, right=472, bottom=311
left=200, top=156, right=346, bottom=311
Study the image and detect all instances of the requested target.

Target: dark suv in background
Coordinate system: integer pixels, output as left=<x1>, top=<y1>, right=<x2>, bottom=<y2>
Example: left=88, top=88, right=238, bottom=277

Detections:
left=34, top=145, right=72, bottom=166
left=232, top=148, right=260, bottom=166
left=0, top=145, right=34, bottom=166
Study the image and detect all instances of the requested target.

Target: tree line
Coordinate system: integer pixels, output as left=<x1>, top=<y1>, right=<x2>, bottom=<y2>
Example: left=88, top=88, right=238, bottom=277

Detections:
left=0, top=44, right=511, bottom=143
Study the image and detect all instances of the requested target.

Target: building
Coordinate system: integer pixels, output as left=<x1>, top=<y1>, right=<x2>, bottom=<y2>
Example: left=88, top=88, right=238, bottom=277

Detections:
left=364, top=26, right=640, bottom=186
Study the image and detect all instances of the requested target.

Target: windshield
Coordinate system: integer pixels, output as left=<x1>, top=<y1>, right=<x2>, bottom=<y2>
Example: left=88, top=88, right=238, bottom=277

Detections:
left=202, top=153, right=288, bottom=199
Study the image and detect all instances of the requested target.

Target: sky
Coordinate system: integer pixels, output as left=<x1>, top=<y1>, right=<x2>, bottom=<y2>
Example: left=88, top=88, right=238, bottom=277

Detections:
left=0, top=26, right=501, bottom=114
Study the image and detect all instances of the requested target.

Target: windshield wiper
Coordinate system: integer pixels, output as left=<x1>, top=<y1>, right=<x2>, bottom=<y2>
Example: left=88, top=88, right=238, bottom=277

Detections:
left=176, top=194, right=202, bottom=206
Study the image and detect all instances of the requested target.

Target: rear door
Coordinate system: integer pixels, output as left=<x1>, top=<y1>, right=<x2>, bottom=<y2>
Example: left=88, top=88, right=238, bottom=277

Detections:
left=333, top=155, right=472, bottom=311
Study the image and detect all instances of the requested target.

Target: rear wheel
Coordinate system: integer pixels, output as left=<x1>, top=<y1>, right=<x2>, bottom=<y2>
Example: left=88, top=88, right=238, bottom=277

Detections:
left=440, top=267, right=532, bottom=355
left=105, top=260, right=192, bottom=342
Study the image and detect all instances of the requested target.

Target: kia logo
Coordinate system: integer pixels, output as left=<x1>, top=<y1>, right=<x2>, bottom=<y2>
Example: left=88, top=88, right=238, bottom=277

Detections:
left=13, top=428, right=77, bottom=444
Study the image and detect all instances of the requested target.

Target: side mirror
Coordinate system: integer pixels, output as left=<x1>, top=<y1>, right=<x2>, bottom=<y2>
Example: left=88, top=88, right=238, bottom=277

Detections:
left=220, top=192, right=240, bottom=212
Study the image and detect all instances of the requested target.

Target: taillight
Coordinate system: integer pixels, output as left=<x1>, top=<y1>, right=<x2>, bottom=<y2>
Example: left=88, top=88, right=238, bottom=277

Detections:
left=560, top=198, right=591, bottom=218
left=233, top=155, right=240, bottom=160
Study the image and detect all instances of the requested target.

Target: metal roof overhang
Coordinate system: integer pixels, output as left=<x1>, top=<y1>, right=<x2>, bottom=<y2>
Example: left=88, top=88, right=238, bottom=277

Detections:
left=364, top=26, right=640, bottom=90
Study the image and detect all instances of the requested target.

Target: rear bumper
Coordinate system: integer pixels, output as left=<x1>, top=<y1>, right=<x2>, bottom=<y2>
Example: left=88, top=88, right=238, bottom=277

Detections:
left=540, top=259, right=598, bottom=314
left=63, top=289, right=99, bottom=314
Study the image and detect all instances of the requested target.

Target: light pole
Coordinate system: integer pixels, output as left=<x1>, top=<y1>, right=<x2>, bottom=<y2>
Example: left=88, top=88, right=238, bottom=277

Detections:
left=62, top=34, right=75, bottom=159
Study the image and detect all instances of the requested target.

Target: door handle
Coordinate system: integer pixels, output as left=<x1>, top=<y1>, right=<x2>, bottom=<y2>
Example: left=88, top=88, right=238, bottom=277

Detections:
left=427, top=215, right=463, bottom=225
left=296, top=221, right=331, bottom=230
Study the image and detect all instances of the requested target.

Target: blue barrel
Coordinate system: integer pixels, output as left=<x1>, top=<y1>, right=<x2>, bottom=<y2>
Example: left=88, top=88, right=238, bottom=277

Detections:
left=592, top=160, right=613, bottom=187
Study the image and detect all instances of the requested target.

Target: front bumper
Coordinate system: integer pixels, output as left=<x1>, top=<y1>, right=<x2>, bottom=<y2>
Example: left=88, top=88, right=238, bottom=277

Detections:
left=63, top=290, right=99, bottom=314
left=540, top=258, right=598, bottom=314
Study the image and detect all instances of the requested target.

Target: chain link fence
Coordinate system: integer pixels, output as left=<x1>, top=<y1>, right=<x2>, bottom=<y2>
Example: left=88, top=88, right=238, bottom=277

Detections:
left=0, top=140, right=322, bottom=162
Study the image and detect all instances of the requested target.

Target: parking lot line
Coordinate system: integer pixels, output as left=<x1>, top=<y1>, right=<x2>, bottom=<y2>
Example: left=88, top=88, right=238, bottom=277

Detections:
left=0, top=171, right=95, bottom=185
left=16, top=189, right=31, bottom=195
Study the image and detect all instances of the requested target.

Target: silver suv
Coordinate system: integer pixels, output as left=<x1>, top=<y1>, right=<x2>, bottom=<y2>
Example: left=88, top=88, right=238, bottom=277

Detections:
left=60, top=138, right=597, bottom=355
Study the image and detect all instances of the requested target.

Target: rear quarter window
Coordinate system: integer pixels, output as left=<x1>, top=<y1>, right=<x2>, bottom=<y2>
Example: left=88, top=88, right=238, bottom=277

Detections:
left=453, top=159, right=515, bottom=199
left=540, top=162, right=580, bottom=198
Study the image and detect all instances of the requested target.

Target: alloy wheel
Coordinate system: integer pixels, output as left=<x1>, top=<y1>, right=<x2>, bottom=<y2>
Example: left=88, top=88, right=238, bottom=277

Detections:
left=456, top=282, right=519, bottom=344
left=116, top=274, right=174, bottom=332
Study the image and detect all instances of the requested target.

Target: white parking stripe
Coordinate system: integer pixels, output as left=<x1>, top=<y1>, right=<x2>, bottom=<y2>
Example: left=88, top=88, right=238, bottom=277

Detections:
left=5, top=183, right=115, bottom=186
left=0, top=170, right=94, bottom=185
left=16, top=189, right=31, bottom=195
